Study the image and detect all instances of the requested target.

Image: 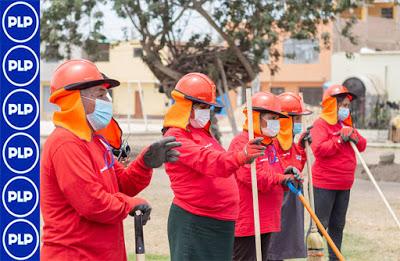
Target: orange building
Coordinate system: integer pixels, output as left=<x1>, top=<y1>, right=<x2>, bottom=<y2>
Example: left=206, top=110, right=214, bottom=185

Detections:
left=260, top=1, right=400, bottom=106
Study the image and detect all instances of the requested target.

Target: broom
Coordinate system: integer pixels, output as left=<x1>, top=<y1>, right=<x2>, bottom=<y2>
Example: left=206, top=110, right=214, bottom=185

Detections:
left=304, top=141, right=324, bottom=260
left=287, top=182, right=345, bottom=261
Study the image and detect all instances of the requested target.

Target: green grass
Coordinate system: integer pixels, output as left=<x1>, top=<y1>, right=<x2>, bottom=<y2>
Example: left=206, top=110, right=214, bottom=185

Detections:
left=127, top=232, right=391, bottom=261
left=341, top=232, right=378, bottom=261
left=128, top=253, right=169, bottom=261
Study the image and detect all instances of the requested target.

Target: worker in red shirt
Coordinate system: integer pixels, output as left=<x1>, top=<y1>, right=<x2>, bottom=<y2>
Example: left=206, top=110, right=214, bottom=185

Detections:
left=267, top=92, right=312, bottom=260
left=40, top=59, right=180, bottom=261
left=162, top=73, right=266, bottom=261
left=310, top=85, right=367, bottom=261
left=229, top=92, right=303, bottom=261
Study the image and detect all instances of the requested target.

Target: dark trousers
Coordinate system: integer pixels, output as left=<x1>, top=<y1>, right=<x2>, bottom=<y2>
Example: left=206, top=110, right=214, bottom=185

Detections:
left=233, top=234, right=278, bottom=261
left=314, top=187, right=350, bottom=261
left=168, top=204, right=235, bottom=261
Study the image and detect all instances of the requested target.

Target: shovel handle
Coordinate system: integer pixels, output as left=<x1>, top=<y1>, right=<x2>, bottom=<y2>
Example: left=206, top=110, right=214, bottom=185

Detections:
left=134, top=210, right=145, bottom=261
left=287, top=183, right=345, bottom=261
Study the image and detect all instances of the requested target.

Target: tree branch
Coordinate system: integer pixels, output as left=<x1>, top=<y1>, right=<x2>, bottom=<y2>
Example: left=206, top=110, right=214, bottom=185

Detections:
left=191, top=1, right=256, bottom=80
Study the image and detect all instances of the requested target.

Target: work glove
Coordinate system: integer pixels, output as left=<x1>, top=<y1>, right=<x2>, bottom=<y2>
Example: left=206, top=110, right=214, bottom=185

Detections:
left=236, top=137, right=266, bottom=165
left=143, top=136, right=181, bottom=168
left=349, top=129, right=359, bottom=144
left=284, top=166, right=304, bottom=183
left=278, top=174, right=295, bottom=185
left=339, top=126, right=358, bottom=142
left=299, top=126, right=313, bottom=148
left=129, top=197, right=152, bottom=225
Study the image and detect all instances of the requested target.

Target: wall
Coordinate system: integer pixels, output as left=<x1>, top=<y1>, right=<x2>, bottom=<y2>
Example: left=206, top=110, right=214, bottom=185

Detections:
left=95, top=41, right=167, bottom=117
left=331, top=52, right=400, bottom=102
left=333, top=5, right=400, bottom=52
left=259, top=24, right=332, bottom=105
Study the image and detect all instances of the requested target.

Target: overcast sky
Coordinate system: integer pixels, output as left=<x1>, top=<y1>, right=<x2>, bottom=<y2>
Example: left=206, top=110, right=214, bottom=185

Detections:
left=99, top=2, right=218, bottom=42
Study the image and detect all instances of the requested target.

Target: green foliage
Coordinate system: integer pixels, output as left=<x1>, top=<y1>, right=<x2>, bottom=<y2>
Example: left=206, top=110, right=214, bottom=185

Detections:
left=369, top=99, right=391, bottom=130
left=41, top=0, right=358, bottom=87
left=41, top=0, right=107, bottom=61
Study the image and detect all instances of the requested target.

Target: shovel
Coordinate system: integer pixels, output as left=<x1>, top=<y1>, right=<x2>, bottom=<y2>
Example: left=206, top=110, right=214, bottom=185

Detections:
left=287, top=182, right=345, bottom=261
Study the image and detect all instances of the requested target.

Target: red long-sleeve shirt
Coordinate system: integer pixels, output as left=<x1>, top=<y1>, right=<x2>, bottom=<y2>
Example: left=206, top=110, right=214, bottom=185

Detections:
left=310, top=118, right=367, bottom=190
left=229, top=132, right=285, bottom=237
left=164, top=126, right=241, bottom=221
left=40, top=127, right=152, bottom=261
left=273, top=139, right=307, bottom=172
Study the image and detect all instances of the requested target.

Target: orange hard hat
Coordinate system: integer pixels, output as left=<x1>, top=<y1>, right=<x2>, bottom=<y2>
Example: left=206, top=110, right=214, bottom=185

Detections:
left=278, top=92, right=312, bottom=116
left=322, top=84, right=356, bottom=103
left=250, top=92, right=288, bottom=118
left=50, top=59, right=120, bottom=94
left=175, top=72, right=222, bottom=107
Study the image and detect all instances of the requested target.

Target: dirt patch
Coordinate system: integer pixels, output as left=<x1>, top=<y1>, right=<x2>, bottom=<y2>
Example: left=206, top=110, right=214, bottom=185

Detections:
left=355, top=163, right=400, bottom=183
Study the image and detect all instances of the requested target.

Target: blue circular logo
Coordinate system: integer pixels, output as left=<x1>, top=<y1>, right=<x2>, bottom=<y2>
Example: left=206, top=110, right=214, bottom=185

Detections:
left=2, top=219, right=39, bottom=260
left=2, top=45, right=39, bottom=87
left=2, top=133, right=39, bottom=174
left=1, top=1, right=39, bottom=43
left=2, top=177, right=38, bottom=218
left=2, top=89, right=39, bottom=131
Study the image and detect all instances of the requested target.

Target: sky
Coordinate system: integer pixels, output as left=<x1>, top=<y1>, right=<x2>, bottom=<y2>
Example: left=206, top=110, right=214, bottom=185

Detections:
left=98, top=2, right=218, bottom=43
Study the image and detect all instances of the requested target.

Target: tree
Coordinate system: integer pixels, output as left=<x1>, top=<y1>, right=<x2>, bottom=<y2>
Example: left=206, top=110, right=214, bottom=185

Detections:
left=42, top=0, right=361, bottom=89
left=41, top=0, right=360, bottom=137
left=41, top=0, right=107, bottom=60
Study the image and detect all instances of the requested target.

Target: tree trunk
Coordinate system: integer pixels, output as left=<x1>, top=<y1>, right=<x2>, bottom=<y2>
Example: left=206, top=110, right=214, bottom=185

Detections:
left=216, top=58, right=238, bottom=135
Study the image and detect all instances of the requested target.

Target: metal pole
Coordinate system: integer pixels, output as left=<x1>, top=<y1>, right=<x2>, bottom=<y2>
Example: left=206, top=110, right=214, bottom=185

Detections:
left=127, top=82, right=132, bottom=134
left=137, top=81, right=148, bottom=131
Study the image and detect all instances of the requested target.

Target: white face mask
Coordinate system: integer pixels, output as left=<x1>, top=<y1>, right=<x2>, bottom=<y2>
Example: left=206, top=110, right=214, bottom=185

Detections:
left=190, top=109, right=210, bottom=128
left=261, top=119, right=280, bottom=137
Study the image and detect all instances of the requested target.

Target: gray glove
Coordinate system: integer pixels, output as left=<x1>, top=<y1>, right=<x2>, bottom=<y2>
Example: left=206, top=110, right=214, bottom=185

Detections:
left=143, top=136, right=181, bottom=168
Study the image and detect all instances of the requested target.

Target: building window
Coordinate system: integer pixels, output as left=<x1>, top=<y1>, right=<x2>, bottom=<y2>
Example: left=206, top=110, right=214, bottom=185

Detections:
left=271, top=87, right=285, bottom=95
left=133, top=48, right=143, bottom=58
left=82, top=42, right=110, bottom=62
left=381, top=8, right=393, bottom=19
left=299, top=87, right=323, bottom=106
left=284, top=39, right=319, bottom=64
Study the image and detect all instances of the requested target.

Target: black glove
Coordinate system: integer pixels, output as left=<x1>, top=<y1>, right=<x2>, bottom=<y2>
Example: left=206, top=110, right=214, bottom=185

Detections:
left=129, top=198, right=152, bottom=225
left=143, top=136, right=181, bottom=168
left=299, top=125, right=313, bottom=148
left=284, top=166, right=304, bottom=183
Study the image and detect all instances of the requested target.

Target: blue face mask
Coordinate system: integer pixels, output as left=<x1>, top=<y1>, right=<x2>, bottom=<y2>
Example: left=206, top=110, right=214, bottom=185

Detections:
left=293, top=122, right=302, bottom=135
left=338, top=107, right=350, bottom=121
left=84, top=98, right=113, bottom=131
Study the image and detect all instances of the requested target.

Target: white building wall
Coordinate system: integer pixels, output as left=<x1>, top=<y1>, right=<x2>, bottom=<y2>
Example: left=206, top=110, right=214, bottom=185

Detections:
left=331, top=52, right=400, bottom=102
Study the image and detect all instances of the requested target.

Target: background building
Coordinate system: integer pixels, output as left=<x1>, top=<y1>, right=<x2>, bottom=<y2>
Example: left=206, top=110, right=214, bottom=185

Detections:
left=261, top=1, right=400, bottom=109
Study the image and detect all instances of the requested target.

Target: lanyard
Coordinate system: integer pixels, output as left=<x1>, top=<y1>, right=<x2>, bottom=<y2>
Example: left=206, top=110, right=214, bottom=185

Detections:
left=266, top=145, right=278, bottom=164
left=94, top=134, right=115, bottom=171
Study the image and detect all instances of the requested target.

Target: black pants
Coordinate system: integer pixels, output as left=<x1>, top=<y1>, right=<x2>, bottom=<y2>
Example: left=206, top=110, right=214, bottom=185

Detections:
left=314, top=187, right=350, bottom=261
left=233, top=234, right=278, bottom=261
